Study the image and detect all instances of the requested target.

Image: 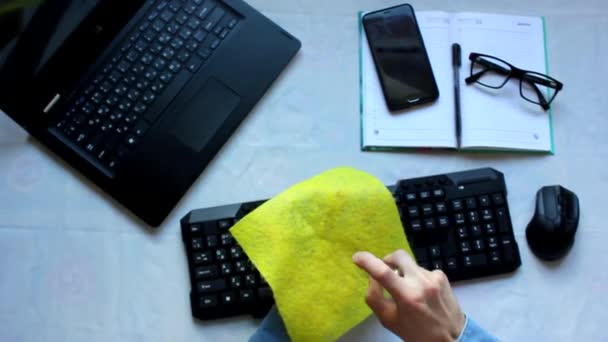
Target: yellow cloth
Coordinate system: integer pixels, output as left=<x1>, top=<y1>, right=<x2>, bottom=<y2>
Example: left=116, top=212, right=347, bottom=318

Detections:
left=230, top=167, right=412, bottom=342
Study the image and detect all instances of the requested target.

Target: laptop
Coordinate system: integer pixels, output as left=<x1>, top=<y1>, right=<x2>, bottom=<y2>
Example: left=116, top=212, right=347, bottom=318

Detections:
left=0, top=0, right=301, bottom=226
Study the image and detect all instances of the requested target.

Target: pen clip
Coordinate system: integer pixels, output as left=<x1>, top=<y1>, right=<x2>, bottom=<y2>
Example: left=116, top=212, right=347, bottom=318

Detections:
left=452, top=43, right=461, bottom=67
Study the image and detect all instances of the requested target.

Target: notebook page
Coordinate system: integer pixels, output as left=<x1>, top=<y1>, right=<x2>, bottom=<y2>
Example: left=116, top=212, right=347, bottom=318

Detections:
left=361, top=11, right=456, bottom=149
left=455, top=13, right=551, bottom=151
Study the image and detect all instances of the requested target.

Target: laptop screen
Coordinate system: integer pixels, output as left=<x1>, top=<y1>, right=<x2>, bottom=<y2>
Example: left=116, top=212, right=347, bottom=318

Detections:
left=0, top=0, right=99, bottom=80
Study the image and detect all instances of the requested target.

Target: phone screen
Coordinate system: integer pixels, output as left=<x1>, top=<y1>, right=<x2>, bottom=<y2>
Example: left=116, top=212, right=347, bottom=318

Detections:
left=363, top=4, right=439, bottom=111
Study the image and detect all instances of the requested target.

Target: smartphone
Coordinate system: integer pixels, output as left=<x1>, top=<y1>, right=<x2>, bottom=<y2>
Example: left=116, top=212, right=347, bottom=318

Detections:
left=363, top=4, right=439, bottom=111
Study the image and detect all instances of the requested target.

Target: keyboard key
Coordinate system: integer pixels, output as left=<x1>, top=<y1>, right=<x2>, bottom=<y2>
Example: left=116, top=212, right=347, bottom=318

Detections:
left=230, top=275, right=242, bottom=288
left=463, top=254, right=487, bottom=268
left=424, top=218, right=435, bottom=230
left=481, top=209, right=493, bottom=221
left=227, top=18, right=238, bottom=29
left=433, top=189, right=445, bottom=198
left=143, top=29, right=156, bottom=42
left=429, top=245, right=441, bottom=258
left=492, top=193, right=505, bottom=205
left=162, top=47, right=175, bottom=60
left=421, top=204, right=433, bottom=216
left=168, top=60, right=181, bottom=72
left=197, top=1, right=216, bottom=19
left=456, top=227, right=468, bottom=239
left=419, top=191, right=430, bottom=200
left=184, top=3, right=197, bottom=15
left=468, top=211, right=479, bottom=223
left=202, top=7, right=225, bottom=32
left=484, top=223, right=496, bottom=234
left=435, top=202, right=447, bottom=213
left=160, top=9, right=174, bottom=22
left=141, top=52, right=154, bottom=65
left=186, top=56, right=203, bottom=73
left=479, top=195, right=490, bottom=207
left=414, top=248, right=428, bottom=262
left=108, top=71, right=122, bottom=83
left=126, top=89, right=141, bottom=102
left=438, top=216, right=449, bottom=228
left=159, top=71, right=173, bottom=83
left=234, top=260, right=247, bottom=273
left=168, top=0, right=181, bottom=12
left=195, top=265, right=217, bottom=279
left=460, top=241, right=471, bottom=253
left=432, top=260, right=443, bottom=270
left=153, top=57, right=167, bottom=70
left=199, top=295, right=217, bottom=308
left=470, top=225, right=482, bottom=237
left=454, top=212, right=465, bottom=225
left=496, top=207, right=510, bottom=232
left=176, top=12, right=189, bottom=25
left=465, top=197, right=477, bottom=209
left=216, top=248, right=227, bottom=261
left=219, top=28, right=229, bottom=39
left=501, top=236, right=516, bottom=263
left=487, top=236, right=498, bottom=249
left=407, top=206, right=419, bottom=217
left=220, top=291, right=235, bottom=305
left=257, top=287, right=273, bottom=301
left=197, top=47, right=211, bottom=59
left=187, top=17, right=202, bottom=30
left=133, top=121, right=149, bottom=136
left=192, top=237, right=203, bottom=250
left=167, top=20, right=180, bottom=34
left=179, top=27, right=193, bottom=40
left=206, top=235, right=218, bottom=247
left=220, top=262, right=232, bottom=275
left=149, top=42, right=163, bottom=54
left=158, top=32, right=172, bottom=44
left=194, top=251, right=213, bottom=264
left=170, top=37, right=185, bottom=50
left=410, top=220, right=422, bottom=232
left=489, top=251, right=501, bottom=264
left=405, top=193, right=416, bottom=201
left=125, top=134, right=138, bottom=147
left=473, top=239, right=485, bottom=251
left=446, top=258, right=458, bottom=271
left=240, top=289, right=254, bottom=303
left=452, top=199, right=463, bottom=211
left=230, top=246, right=243, bottom=259
left=190, top=224, right=201, bottom=233
left=185, top=39, right=199, bottom=52
left=245, top=274, right=256, bottom=286
left=220, top=233, right=233, bottom=246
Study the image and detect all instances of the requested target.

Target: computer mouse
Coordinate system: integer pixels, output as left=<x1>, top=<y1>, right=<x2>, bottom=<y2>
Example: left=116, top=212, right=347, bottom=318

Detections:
left=526, top=185, right=580, bottom=261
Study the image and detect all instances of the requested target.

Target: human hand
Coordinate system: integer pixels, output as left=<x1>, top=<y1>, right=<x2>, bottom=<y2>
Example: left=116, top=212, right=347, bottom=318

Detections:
left=353, top=250, right=465, bottom=342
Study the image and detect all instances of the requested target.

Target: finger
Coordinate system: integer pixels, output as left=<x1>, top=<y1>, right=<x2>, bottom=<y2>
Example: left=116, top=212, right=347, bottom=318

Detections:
left=353, top=251, right=404, bottom=297
left=383, top=249, right=420, bottom=276
left=365, top=275, right=397, bottom=324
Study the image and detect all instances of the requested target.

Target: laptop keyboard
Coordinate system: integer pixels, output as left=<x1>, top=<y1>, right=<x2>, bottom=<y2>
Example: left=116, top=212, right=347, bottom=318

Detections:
left=51, top=0, right=240, bottom=176
left=180, top=168, right=522, bottom=320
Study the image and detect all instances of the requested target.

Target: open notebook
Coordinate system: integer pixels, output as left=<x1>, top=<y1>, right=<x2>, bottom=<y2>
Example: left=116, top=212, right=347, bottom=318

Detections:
left=360, top=12, right=555, bottom=153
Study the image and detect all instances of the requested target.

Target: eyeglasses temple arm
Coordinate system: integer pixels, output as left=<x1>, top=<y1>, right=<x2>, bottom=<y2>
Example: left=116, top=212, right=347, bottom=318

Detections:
left=525, top=79, right=550, bottom=111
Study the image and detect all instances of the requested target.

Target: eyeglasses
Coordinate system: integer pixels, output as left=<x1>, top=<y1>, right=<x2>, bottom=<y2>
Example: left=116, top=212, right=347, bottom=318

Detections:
left=465, top=53, right=563, bottom=111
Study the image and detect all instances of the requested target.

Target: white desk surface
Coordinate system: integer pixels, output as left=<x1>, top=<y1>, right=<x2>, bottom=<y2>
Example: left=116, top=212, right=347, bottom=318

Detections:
left=1, top=1, right=607, bottom=341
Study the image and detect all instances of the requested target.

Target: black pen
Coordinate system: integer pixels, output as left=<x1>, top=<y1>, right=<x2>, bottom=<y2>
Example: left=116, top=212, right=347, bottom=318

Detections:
left=452, top=43, right=462, bottom=149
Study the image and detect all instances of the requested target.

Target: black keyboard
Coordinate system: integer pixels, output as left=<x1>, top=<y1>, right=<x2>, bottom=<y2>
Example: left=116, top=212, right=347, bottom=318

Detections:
left=51, top=0, right=240, bottom=176
left=180, top=168, right=522, bottom=320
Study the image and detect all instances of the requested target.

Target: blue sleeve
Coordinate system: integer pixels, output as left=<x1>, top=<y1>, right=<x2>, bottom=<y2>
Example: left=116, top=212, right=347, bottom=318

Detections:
left=457, top=316, right=501, bottom=342
left=249, top=306, right=290, bottom=342
left=249, top=308, right=499, bottom=342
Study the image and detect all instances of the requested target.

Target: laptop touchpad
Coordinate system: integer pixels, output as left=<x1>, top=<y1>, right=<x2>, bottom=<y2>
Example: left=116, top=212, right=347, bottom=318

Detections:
left=170, top=78, right=241, bottom=152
